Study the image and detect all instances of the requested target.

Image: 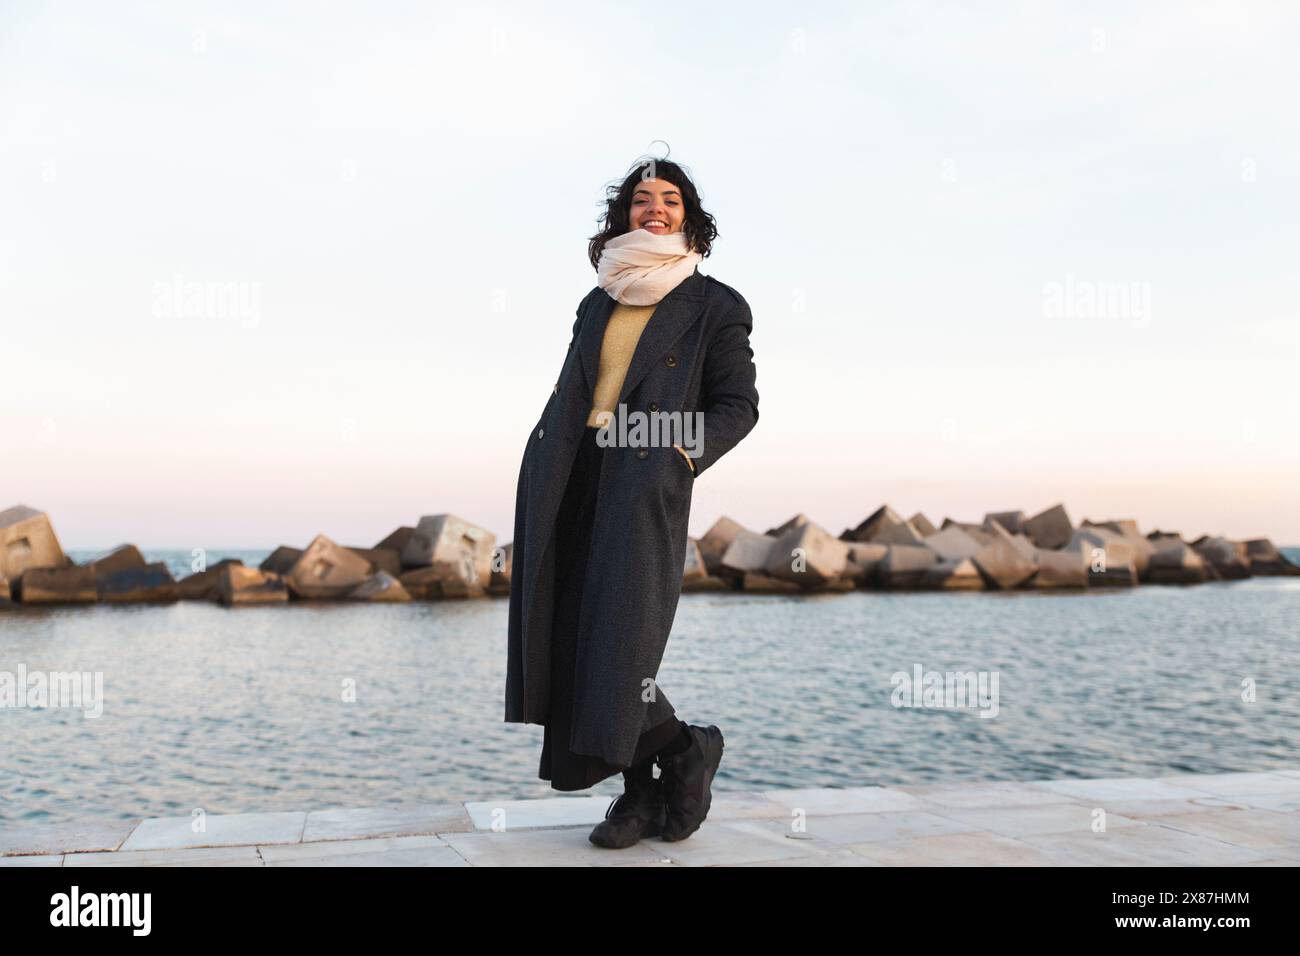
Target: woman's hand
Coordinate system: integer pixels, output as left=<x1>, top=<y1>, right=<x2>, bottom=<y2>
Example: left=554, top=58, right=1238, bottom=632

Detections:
left=672, top=444, right=697, bottom=475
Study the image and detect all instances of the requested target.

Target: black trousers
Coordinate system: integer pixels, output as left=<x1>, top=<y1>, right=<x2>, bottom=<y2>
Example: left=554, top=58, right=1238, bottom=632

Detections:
left=539, top=425, right=684, bottom=791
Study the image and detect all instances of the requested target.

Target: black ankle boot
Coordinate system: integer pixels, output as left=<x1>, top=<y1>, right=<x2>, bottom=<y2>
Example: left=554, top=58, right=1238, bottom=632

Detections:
left=588, top=770, right=667, bottom=849
left=657, top=724, right=724, bottom=842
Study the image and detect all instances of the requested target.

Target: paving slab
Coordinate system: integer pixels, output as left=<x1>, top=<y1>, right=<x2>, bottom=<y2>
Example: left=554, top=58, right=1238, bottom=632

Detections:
left=742, top=809, right=980, bottom=846
left=1019, top=823, right=1275, bottom=866
left=847, top=831, right=1086, bottom=866
left=65, top=845, right=265, bottom=867
left=266, top=846, right=467, bottom=867
left=302, top=802, right=473, bottom=842
left=1204, top=791, right=1300, bottom=813
left=729, top=848, right=884, bottom=867
left=1033, top=776, right=1221, bottom=802
left=759, top=785, right=931, bottom=816
left=463, top=795, right=611, bottom=831
left=261, top=835, right=468, bottom=867
left=0, top=854, right=64, bottom=867
left=643, top=819, right=836, bottom=867
left=1079, top=798, right=1252, bottom=823
left=120, top=811, right=306, bottom=852
left=1154, top=771, right=1300, bottom=797
left=438, top=825, right=664, bottom=866
left=706, top=791, right=791, bottom=821
left=1139, top=809, right=1300, bottom=857
left=899, top=781, right=1086, bottom=809
left=925, top=802, right=1145, bottom=839
left=0, top=819, right=138, bottom=857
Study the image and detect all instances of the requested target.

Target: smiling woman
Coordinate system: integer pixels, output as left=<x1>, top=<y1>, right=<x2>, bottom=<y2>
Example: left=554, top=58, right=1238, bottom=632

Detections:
left=505, top=154, right=759, bottom=851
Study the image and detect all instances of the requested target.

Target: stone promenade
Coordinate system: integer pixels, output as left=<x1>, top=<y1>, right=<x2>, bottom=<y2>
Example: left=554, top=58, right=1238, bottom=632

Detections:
left=3, top=770, right=1296, bottom=867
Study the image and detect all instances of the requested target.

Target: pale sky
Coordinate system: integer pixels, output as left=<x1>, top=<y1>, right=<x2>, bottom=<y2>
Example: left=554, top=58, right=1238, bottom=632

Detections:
left=2, top=0, right=1297, bottom=550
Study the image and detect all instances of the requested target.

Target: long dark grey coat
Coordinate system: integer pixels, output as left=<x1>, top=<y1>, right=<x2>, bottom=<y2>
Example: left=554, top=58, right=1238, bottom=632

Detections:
left=505, top=264, right=760, bottom=769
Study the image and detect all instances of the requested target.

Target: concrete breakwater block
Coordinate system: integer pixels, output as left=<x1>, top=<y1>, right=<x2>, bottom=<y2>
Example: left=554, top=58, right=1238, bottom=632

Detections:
left=971, top=523, right=1038, bottom=590
left=873, top=516, right=926, bottom=547
left=1066, top=529, right=1138, bottom=587
left=1022, top=503, right=1074, bottom=550
left=843, top=542, right=887, bottom=588
left=909, top=512, right=938, bottom=537
left=85, top=545, right=177, bottom=602
left=400, top=515, right=496, bottom=597
left=1191, top=536, right=1251, bottom=579
left=397, top=567, right=438, bottom=599
left=0, top=505, right=68, bottom=581
left=88, top=544, right=147, bottom=578
left=939, top=518, right=996, bottom=548
left=683, top=537, right=708, bottom=584
left=841, top=504, right=908, bottom=543
left=984, top=510, right=1027, bottom=535
left=399, top=566, right=486, bottom=600
left=16, top=566, right=97, bottom=604
left=683, top=537, right=730, bottom=590
left=218, top=565, right=288, bottom=606
left=259, top=546, right=303, bottom=576
left=99, top=562, right=178, bottom=603
left=879, top=544, right=938, bottom=589
left=764, top=521, right=849, bottom=586
left=740, top=571, right=801, bottom=593
left=285, top=535, right=372, bottom=600
left=1146, top=539, right=1208, bottom=585
left=923, top=526, right=983, bottom=562
left=344, top=546, right=402, bottom=579
left=1083, top=519, right=1154, bottom=579
left=719, top=529, right=778, bottom=583
left=1031, top=548, right=1089, bottom=588
left=697, top=517, right=746, bottom=576
left=374, top=526, right=416, bottom=559
left=1242, top=538, right=1300, bottom=576
left=348, top=570, right=411, bottom=602
left=923, top=557, right=985, bottom=590
left=176, top=559, right=244, bottom=600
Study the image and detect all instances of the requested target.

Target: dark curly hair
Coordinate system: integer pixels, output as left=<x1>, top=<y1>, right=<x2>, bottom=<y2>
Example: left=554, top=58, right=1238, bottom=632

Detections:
left=587, top=156, right=718, bottom=270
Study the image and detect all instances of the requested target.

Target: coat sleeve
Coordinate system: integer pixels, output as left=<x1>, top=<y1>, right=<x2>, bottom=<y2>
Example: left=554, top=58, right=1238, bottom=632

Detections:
left=691, top=294, right=759, bottom=478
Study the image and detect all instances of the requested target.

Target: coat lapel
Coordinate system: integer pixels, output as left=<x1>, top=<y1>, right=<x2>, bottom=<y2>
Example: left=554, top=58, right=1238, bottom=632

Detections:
left=577, top=265, right=707, bottom=406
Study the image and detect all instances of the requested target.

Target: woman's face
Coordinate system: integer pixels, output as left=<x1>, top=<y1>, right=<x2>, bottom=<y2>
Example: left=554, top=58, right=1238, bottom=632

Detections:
left=628, top=178, right=684, bottom=236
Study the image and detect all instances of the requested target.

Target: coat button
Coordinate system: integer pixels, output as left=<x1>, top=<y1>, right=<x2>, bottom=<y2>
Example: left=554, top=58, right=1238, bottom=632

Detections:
left=537, top=427, right=544, bottom=439
left=664, top=355, right=677, bottom=368
left=636, top=448, right=649, bottom=459
left=648, top=402, right=659, bottom=412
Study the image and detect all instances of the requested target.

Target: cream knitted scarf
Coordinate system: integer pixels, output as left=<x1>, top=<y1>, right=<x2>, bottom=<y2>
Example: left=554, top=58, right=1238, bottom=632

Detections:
left=595, top=228, right=702, bottom=306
